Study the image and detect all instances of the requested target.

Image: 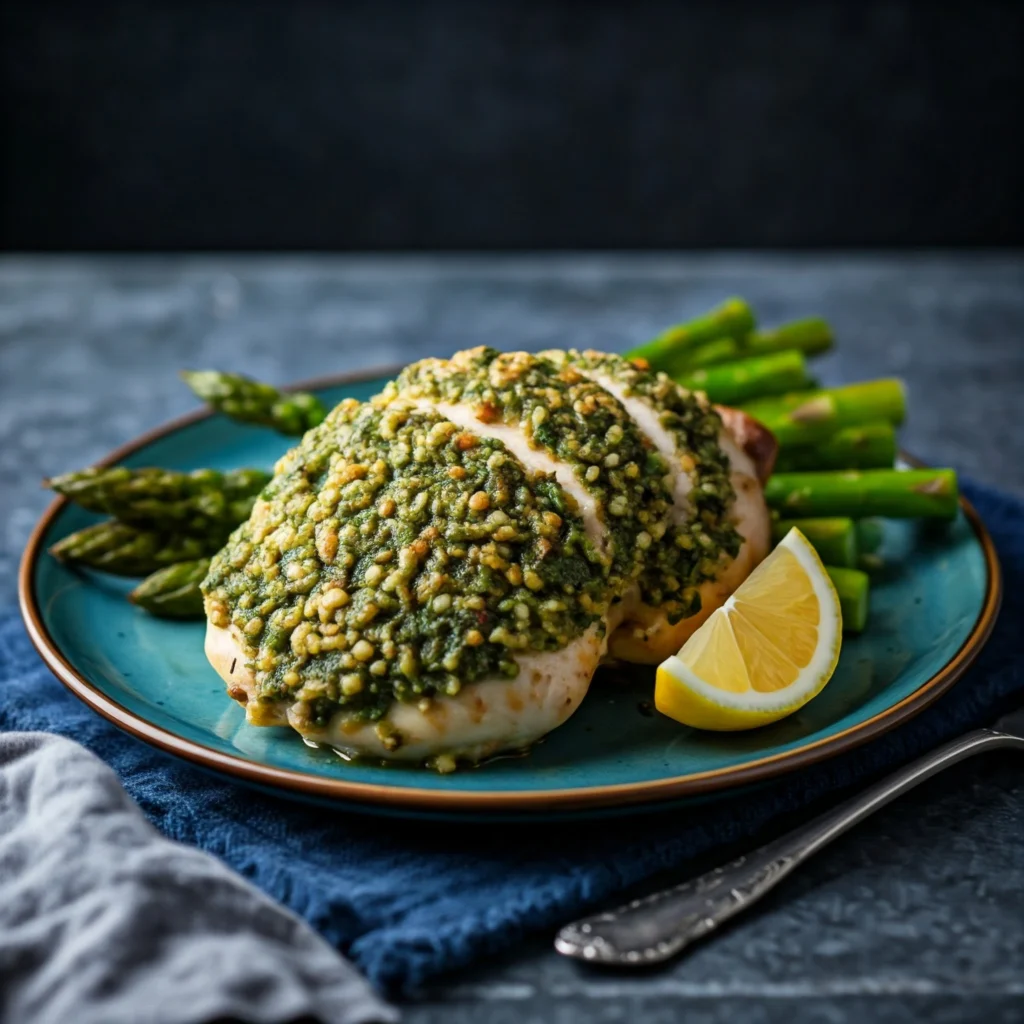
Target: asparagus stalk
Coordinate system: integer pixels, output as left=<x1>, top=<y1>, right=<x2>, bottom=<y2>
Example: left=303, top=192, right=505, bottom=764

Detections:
left=773, top=517, right=858, bottom=568
left=826, top=566, right=870, bottom=633
left=676, top=350, right=813, bottom=406
left=765, top=469, right=959, bottom=520
left=745, top=318, right=834, bottom=359
left=672, top=337, right=742, bottom=370
left=773, top=421, right=897, bottom=472
left=855, top=518, right=886, bottom=571
left=49, top=520, right=229, bottom=577
left=129, top=558, right=210, bottom=619
left=45, top=466, right=270, bottom=533
left=856, top=518, right=885, bottom=555
left=741, top=380, right=906, bottom=446
left=671, top=317, right=835, bottom=372
left=181, top=370, right=326, bottom=436
left=627, top=297, right=756, bottom=375
left=744, top=379, right=906, bottom=422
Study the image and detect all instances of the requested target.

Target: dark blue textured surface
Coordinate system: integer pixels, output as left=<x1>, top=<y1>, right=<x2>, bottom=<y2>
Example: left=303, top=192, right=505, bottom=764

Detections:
left=1, top=478, right=1019, bottom=996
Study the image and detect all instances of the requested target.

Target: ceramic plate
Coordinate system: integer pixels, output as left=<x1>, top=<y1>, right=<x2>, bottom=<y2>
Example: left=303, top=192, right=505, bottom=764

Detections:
left=20, top=369, right=1002, bottom=818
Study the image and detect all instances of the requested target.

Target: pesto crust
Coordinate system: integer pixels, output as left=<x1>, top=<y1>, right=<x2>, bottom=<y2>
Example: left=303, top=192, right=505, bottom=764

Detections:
left=545, top=349, right=742, bottom=623
left=379, top=347, right=673, bottom=592
left=202, top=397, right=607, bottom=732
left=202, top=346, right=764, bottom=754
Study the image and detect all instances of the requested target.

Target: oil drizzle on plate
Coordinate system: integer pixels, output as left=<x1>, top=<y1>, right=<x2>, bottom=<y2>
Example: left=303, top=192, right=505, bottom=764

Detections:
left=302, top=736, right=540, bottom=772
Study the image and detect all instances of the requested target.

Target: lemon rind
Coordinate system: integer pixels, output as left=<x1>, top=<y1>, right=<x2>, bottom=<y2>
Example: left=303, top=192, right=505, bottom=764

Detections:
left=659, top=529, right=841, bottom=714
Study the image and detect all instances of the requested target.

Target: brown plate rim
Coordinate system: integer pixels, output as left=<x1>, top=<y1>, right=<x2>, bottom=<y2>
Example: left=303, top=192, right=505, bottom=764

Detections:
left=18, top=366, right=1004, bottom=814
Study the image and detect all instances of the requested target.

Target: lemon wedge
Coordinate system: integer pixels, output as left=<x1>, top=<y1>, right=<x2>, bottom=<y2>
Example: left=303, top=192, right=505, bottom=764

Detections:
left=655, top=527, right=842, bottom=731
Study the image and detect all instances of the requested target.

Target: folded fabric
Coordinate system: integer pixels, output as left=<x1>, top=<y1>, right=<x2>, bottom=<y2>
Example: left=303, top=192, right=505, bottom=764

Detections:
left=1, top=479, right=1020, bottom=998
left=0, top=732, right=397, bottom=1024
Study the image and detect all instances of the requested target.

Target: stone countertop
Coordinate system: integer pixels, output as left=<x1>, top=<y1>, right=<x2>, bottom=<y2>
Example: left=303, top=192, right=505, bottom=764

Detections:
left=1, top=254, right=1022, bottom=1023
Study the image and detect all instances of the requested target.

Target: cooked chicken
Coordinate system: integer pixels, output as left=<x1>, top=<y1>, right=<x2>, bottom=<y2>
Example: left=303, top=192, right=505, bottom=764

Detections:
left=202, top=348, right=776, bottom=769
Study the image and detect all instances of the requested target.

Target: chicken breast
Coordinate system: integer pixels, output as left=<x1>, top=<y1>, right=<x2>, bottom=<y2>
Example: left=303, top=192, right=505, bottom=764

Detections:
left=208, top=617, right=606, bottom=768
left=201, top=347, right=776, bottom=768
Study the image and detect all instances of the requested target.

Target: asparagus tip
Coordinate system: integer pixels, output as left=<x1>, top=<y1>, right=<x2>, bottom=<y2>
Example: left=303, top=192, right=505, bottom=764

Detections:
left=181, top=368, right=235, bottom=393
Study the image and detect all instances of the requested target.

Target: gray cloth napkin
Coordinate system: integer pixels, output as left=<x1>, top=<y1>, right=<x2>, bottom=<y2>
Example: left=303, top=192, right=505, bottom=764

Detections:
left=0, top=732, right=398, bottom=1024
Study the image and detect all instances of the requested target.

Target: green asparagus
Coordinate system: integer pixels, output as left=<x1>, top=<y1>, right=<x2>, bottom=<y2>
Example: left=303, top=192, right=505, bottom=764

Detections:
left=660, top=320, right=835, bottom=374
left=826, top=566, right=870, bottom=633
left=46, top=466, right=270, bottom=533
left=745, top=318, right=834, bottom=359
left=627, top=297, right=756, bottom=375
left=676, top=350, right=813, bottom=406
left=855, top=518, right=885, bottom=555
left=765, top=469, right=959, bottom=520
left=773, top=421, right=897, bottom=472
left=775, top=518, right=858, bottom=568
left=49, top=520, right=229, bottom=576
left=741, top=380, right=906, bottom=446
left=744, top=379, right=906, bottom=422
left=129, top=558, right=210, bottom=619
left=671, top=336, right=742, bottom=370
left=855, top=518, right=886, bottom=571
left=181, top=370, right=326, bottom=436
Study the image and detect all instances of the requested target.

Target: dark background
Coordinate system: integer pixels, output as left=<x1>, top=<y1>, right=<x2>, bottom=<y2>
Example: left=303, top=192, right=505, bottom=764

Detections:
left=2, top=0, right=1022, bottom=251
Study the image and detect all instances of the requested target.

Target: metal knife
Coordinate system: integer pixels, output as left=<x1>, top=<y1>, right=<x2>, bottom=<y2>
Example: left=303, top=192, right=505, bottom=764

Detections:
left=556, top=706, right=1024, bottom=966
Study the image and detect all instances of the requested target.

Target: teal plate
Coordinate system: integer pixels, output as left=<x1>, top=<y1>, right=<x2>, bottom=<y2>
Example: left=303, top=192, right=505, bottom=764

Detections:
left=19, top=369, right=1002, bottom=819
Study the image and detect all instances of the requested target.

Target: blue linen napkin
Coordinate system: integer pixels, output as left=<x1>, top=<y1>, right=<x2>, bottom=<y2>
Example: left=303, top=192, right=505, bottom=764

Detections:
left=1, top=478, right=1021, bottom=997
